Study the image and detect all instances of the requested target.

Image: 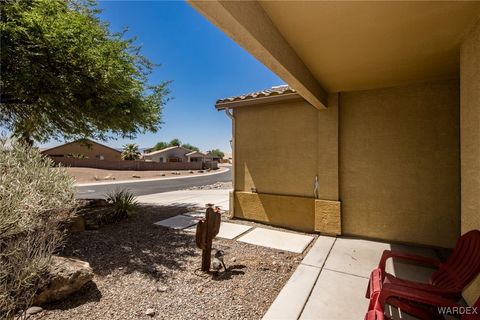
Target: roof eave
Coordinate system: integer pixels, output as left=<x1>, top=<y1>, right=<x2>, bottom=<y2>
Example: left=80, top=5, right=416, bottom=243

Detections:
left=215, top=92, right=304, bottom=110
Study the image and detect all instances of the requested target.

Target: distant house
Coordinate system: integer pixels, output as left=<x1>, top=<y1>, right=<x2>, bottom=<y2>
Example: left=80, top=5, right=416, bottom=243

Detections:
left=185, top=150, right=207, bottom=162
left=41, top=139, right=122, bottom=161
left=143, top=146, right=207, bottom=163
left=223, top=152, right=232, bottom=163
left=206, top=152, right=223, bottom=163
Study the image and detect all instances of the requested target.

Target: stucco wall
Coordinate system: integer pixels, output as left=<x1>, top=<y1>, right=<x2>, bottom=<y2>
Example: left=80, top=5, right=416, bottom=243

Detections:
left=234, top=100, right=318, bottom=197
left=233, top=82, right=460, bottom=244
left=233, top=97, right=340, bottom=232
left=317, top=93, right=339, bottom=200
left=460, top=17, right=480, bottom=307
left=235, top=191, right=315, bottom=232
left=42, top=141, right=121, bottom=161
left=339, top=79, right=460, bottom=248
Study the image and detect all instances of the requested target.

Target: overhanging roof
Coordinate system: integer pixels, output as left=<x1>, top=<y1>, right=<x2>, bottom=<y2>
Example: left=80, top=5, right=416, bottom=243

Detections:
left=215, top=85, right=303, bottom=109
left=190, top=1, right=480, bottom=98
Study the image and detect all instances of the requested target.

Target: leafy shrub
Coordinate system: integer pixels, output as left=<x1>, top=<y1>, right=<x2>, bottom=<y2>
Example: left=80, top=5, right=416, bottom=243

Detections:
left=105, top=188, right=138, bottom=221
left=0, top=138, right=75, bottom=318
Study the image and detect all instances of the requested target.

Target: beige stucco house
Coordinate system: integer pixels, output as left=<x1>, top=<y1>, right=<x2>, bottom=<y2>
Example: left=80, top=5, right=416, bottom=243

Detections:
left=41, top=139, right=122, bottom=161
left=143, top=146, right=207, bottom=163
left=189, top=1, right=480, bottom=304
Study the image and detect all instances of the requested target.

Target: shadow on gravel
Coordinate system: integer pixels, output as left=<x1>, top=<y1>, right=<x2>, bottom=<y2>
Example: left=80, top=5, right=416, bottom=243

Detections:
left=212, top=264, right=247, bottom=281
left=59, top=204, right=199, bottom=280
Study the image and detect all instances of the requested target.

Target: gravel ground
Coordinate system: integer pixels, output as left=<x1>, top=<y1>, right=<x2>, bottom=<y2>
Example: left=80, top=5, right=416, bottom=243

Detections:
left=186, top=181, right=232, bottom=190
left=30, top=203, right=312, bottom=320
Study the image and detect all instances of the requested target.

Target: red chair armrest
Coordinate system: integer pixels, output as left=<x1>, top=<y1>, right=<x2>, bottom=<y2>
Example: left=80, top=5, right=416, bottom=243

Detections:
left=379, top=250, right=441, bottom=275
left=386, top=276, right=462, bottom=296
left=377, top=283, right=460, bottom=310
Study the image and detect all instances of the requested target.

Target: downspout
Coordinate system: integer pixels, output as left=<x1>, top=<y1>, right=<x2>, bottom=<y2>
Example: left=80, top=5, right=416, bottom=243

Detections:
left=225, top=107, right=234, bottom=120
left=224, top=108, right=235, bottom=218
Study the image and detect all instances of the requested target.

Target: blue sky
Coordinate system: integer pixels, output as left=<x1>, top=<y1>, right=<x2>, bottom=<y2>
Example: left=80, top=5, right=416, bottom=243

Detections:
left=40, top=0, right=283, bottom=152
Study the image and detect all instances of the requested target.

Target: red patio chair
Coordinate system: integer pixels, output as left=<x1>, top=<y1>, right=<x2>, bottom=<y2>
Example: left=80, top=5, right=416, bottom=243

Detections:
left=366, top=230, right=480, bottom=301
left=365, top=283, right=480, bottom=320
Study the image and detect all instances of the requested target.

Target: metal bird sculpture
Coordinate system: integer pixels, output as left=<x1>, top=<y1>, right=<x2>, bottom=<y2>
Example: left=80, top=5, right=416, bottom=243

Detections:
left=211, top=249, right=227, bottom=273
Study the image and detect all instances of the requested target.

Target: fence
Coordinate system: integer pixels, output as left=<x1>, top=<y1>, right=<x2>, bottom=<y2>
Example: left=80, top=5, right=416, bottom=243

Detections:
left=50, top=157, right=218, bottom=171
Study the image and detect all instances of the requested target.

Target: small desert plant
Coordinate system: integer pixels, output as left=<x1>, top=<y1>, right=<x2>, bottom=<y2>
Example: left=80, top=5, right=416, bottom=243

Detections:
left=105, top=188, right=138, bottom=220
left=0, top=138, right=75, bottom=318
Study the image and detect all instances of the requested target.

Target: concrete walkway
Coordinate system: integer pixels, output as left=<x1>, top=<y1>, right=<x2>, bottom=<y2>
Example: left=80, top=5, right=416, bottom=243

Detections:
left=137, top=189, right=231, bottom=210
left=263, top=237, right=437, bottom=320
left=140, top=189, right=436, bottom=318
left=143, top=189, right=314, bottom=254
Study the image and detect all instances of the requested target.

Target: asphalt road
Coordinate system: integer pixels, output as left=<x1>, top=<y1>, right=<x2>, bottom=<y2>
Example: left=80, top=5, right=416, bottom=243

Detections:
left=75, top=168, right=232, bottom=198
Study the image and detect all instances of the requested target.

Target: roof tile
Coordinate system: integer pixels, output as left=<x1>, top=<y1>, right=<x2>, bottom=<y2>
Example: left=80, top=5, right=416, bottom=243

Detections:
left=216, top=85, right=296, bottom=104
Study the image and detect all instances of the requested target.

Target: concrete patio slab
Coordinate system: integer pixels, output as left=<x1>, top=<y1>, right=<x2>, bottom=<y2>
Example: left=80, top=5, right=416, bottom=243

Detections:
left=153, top=215, right=198, bottom=230
left=324, top=238, right=437, bottom=280
left=263, top=236, right=441, bottom=320
left=323, top=238, right=390, bottom=278
left=387, top=244, right=437, bottom=283
left=301, top=236, right=336, bottom=268
left=216, top=222, right=252, bottom=239
left=238, top=228, right=314, bottom=253
left=262, top=264, right=321, bottom=320
left=300, top=269, right=369, bottom=320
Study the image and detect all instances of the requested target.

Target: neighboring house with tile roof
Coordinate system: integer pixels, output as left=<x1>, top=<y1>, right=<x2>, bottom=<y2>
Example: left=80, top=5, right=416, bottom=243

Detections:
left=143, top=146, right=207, bottom=163
left=185, top=150, right=209, bottom=162
left=41, top=139, right=122, bottom=161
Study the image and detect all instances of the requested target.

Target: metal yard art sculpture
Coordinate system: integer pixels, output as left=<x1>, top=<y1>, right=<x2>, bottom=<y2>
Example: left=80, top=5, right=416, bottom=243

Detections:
left=195, top=205, right=221, bottom=272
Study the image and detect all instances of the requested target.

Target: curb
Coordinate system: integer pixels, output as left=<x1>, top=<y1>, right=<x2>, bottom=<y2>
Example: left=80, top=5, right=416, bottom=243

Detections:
left=74, top=167, right=230, bottom=187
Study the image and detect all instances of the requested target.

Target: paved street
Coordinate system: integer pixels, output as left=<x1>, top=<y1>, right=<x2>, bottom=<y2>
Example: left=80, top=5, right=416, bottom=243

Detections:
left=75, top=167, right=231, bottom=198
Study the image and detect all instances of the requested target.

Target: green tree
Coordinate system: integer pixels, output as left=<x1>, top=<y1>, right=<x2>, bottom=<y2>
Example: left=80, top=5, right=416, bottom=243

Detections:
left=152, top=141, right=169, bottom=151
left=121, top=143, right=140, bottom=160
left=181, top=143, right=199, bottom=152
left=0, top=0, right=170, bottom=145
left=169, top=138, right=181, bottom=147
left=150, top=139, right=199, bottom=152
left=207, top=149, right=225, bottom=159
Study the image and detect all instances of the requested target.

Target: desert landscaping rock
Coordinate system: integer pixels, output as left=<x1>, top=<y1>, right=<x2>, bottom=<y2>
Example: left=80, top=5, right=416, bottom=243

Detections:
left=68, top=215, right=86, bottom=233
left=145, top=308, right=155, bottom=316
left=156, top=285, right=168, bottom=292
left=33, top=256, right=94, bottom=305
left=26, top=306, right=43, bottom=315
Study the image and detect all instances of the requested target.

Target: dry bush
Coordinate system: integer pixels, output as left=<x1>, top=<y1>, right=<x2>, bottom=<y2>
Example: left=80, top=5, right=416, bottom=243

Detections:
left=0, top=139, right=75, bottom=319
